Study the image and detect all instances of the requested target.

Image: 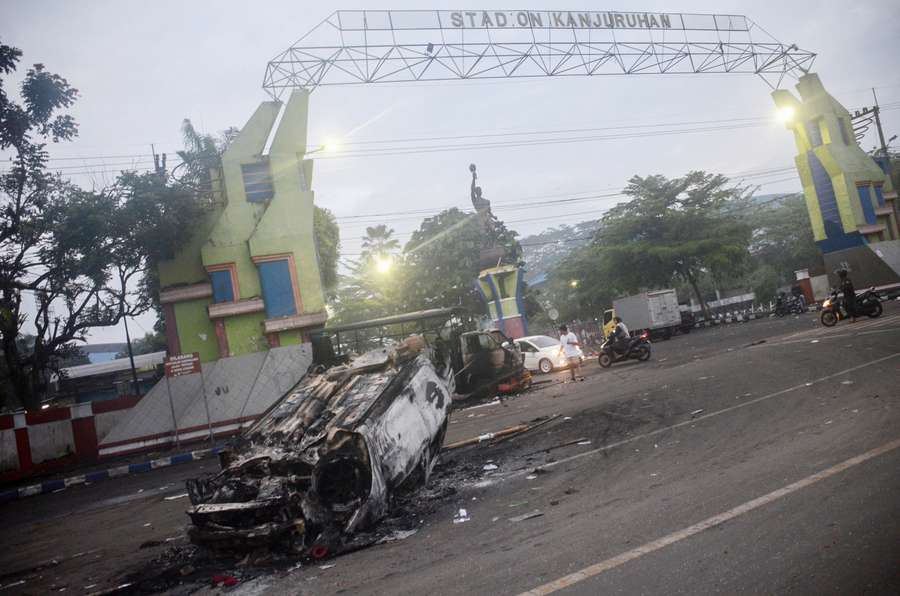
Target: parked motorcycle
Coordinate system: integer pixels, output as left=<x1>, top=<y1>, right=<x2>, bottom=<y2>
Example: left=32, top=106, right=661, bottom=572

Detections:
left=598, top=330, right=651, bottom=368
left=774, top=292, right=805, bottom=316
left=820, top=287, right=883, bottom=327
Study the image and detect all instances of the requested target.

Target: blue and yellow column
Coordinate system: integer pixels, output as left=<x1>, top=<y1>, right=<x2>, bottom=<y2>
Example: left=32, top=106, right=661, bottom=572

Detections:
left=477, top=265, right=528, bottom=339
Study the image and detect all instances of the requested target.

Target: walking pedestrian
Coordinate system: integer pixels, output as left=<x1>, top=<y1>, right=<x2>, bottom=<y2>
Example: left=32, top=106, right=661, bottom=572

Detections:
left=558, top=324, right=583, bottom=382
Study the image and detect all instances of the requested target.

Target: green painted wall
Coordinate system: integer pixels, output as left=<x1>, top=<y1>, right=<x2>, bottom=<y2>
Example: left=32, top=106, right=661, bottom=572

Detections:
left=224, top=313, right=269, bottom=355
left=157, top=89, right=326, bottom=362
left=174, top=300, right=218, bottom=362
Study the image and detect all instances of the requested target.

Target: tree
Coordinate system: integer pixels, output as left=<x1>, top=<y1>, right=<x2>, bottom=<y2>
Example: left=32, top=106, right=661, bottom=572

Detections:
left=402, top=208, right=522, bottom=314
left=0, top=42, right=200, bottom=410
left=116, top=331, right=166, bottom=358
left=314, top=206, right=340, bottom=299
left=359, top=224, right=400, bottom=260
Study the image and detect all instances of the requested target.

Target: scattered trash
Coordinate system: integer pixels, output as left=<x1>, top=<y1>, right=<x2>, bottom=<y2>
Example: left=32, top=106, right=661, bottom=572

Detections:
left=318, top=564, right=336, bottom=570
left=525, top=474, right=538, bottom=480
left=654, top=443, right=658, bottom=449
left=453, top=508, right=470, bottom=524
left=658, top=357, right=668, bottom=362
left=805, top=382, right=813, bottom=387
left=690, top=409, right=704, bottom=418
left=491, top=516, right=500, bottom=522
left=482, top=464, right=499, bottom=471
left=508, top=501, right=529, bottom=508
left=840, top=380, right=854, bottom=385
left=212, top=574, right=238, bottom=587
left=576, top=440, right=592, bottom=446
left=650, top=473, right=658, bottom=477
left=509, top=510, right=544, bottom=522
left=550, top=500, right=560, bottom=506
left=142, top=523, right=152, bottom=527
left=83, top=585, right=96, bottom=591
left=851, top=409, right=859, bottom=414
left=164, top=493, right=188, bottom=501
left=697, top=376, right=709, bottom=380
left=810, top=339, right=819, bottom=343
left=563, top=416, right=572, bottom=421
left=563, top=487, right=579, bottom=495
left=824, top=420, right=833, bottom=425
left=531, top=467, right=549, bottom=475
left=1, top=581, right=26, bottom=590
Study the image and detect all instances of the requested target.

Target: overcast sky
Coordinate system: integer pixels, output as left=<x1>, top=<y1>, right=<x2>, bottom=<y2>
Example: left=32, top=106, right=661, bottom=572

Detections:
left=4, top=0, right=899, bottom=344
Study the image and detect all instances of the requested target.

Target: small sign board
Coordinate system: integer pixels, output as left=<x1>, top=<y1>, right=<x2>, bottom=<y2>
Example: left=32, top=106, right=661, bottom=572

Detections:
left=164, top=352, right=201, bottom=378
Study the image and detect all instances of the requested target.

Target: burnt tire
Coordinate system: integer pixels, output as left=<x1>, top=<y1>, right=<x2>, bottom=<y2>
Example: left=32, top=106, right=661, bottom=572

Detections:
left=867, top=302, right=883, bottom=318
left=636, top=346, right=651, bottom=361
left=598, top=353, right=612, bottom=368
left=538, top=358, right=553, bottom=374
left=821, top=310, right=837, bottom=327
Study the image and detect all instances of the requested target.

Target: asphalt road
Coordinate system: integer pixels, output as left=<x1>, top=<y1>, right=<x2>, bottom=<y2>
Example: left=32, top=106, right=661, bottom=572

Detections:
left=2, top=306, right=898, bottom=595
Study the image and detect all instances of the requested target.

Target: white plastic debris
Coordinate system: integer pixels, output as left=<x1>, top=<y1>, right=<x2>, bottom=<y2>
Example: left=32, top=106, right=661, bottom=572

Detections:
left=453, top=508, right=470, bottom=524
left=509, top=510, right=544, bottom=522
left=525, top=474, right=538, bottom=480
left=482, top=464, right=499, bottom=471
left=576, top=440, right=592, bottom=446
left=690, top=409, right=704, bottom=417
left=840, top=380, right=854, bottom=385
left=164, top=493, right=188, bottom=501
left=319, top=564, right=336, bottom=570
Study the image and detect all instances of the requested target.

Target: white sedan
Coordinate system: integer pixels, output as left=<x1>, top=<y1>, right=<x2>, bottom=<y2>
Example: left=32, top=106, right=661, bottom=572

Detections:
left=514, top=335, right=584, bottom=374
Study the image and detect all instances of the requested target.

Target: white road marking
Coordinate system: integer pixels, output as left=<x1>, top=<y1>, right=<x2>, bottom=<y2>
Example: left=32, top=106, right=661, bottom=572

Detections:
left=518, top=435, right=900, bottom=596
left=760, top=326, right=900, bottom=348
left=513, top=352, right=899, bottom=477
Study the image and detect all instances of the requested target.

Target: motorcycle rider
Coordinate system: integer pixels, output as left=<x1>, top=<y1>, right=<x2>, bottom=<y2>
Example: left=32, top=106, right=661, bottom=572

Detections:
left=838, top=269, right=857, bottom=323
left=611, top=316, right=630, bottom=356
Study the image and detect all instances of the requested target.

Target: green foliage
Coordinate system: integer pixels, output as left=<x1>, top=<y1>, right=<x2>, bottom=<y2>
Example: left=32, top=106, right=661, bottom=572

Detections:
left=0, top=41, right=200, bottom=410
left=313, top=206, right=340, bottom=297
left=744, top=194, right=821, bottom=287
left=402, top=208, right=522, bottom=314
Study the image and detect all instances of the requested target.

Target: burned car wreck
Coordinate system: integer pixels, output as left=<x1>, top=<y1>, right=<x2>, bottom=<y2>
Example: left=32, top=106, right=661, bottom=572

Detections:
left=185, top=335, right=451, bottom=558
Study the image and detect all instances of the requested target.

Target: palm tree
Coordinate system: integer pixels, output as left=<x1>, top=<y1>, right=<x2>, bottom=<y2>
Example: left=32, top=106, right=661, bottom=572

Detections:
left=360, top=225, right=400, bottom=260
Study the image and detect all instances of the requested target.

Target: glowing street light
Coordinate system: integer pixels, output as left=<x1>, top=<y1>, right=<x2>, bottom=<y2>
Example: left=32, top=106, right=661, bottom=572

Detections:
left=776, top=106, right=795, bottom=123
left=569, top=279, right=579, bottom=288
left=375, top=255, right=393, bottom=274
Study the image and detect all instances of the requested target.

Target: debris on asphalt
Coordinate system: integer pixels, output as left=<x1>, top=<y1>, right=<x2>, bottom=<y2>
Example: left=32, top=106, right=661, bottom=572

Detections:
left=185, top=336, right=452, bottom=558
left=563, top=487, right=579, bottom=495
left=690, top=409, right=705, bottom=418
left=521, top=437, right=589, bottom=456
left=840, top=380, right=854, bottom=385
left=508, top=501, right=529, bottom=508
left=164, top=493, right=188, bottom=501
left=810, top=340, right=820, bottom=344
left=508, top=510, right=544, bottom=522
left=525, top=474, right=538, bottom=480
left=453, top=509, right=470, bottom=524
left=212, top=574, right=239, bottom=587
left=377, top=529, right=418, bottom=544
left=318, top=564, right=336, bottom=570
left=824, top=420, right=833, bottom=425
left=178, top=565, right=195, bottom=576
left=576, top=440, right=592, bottom=446
left=550, top=500, right=560, bottom=506
left=482, top=464, right=499, bottom=471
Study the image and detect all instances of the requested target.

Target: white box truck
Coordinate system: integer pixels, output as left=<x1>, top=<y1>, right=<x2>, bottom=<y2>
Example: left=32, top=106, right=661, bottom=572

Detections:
left=602, top=289, right=685, bottom=340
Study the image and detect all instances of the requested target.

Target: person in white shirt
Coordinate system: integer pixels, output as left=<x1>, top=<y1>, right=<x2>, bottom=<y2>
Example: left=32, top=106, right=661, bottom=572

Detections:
left=612, top=317, right=630, bottom=355
left=557, top=324, right=583, bottom=382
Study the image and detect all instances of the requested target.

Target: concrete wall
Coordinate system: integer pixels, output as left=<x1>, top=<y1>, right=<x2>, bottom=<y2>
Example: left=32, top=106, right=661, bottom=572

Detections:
left=99, top=343, right=312, bottom=458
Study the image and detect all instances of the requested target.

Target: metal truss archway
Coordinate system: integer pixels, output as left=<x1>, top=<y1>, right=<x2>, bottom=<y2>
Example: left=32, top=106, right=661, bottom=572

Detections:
left=263, top=9, right=816, bottom=98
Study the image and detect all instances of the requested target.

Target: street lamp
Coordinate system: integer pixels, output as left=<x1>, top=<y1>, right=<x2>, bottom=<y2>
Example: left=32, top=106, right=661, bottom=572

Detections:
left=776, top=106, right=795, bottom=123
left=375, top=255, right=393, bottom=274
left=305, top=138, right=341, bottom=155
left=569, top=279, right=579, bottom=288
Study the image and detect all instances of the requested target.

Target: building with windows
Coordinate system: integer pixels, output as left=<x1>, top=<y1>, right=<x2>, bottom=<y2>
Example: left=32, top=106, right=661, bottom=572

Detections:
left=158, top=89, right=327, bottom=362
left=773, top=74, right=900, bottom=286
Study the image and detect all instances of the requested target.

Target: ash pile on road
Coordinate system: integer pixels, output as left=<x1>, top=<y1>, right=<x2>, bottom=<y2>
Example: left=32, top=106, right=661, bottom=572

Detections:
left=185, top=335, right=452, bottom=560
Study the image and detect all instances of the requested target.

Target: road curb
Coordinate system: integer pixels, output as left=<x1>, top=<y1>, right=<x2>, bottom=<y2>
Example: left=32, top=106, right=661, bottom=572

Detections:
left=0, top=446, right=224, bottom=504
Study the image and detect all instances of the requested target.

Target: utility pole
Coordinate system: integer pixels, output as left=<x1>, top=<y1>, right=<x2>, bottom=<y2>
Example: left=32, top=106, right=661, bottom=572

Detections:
left=872, top=88, right=889, bottom=159
left=122, top=315, right=142, bottom=397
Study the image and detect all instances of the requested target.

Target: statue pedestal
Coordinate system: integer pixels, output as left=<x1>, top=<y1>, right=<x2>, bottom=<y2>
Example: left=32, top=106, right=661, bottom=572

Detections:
left=477, top=265, right=528, bottom=339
